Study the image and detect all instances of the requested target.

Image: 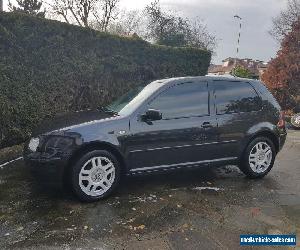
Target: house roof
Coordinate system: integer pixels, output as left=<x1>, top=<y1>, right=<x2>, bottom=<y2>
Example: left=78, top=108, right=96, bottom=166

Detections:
left=208, top=58, right=269, bottom=76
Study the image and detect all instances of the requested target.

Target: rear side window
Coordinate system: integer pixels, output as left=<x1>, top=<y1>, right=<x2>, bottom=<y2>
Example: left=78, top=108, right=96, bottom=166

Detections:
left=149, top=82, right=209, bottom=119
left=254, top=81, right=281, bottom=110
left=213, top=81, right=262, bottom=114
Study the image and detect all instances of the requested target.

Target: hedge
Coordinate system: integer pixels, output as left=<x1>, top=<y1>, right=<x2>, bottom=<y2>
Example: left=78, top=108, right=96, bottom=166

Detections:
left=0, top=12, right=211, bottom=148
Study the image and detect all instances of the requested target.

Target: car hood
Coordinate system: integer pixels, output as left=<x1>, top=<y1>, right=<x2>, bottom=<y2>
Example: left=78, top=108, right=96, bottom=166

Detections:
left=32, top=109, right=117, bottom=136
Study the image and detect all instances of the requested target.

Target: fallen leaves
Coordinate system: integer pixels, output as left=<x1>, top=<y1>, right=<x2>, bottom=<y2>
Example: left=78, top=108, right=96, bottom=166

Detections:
left=127, top=224, right=146, bottom=231
left=16, top=226, right=24, bottom=231
left=250, top=207, right=261, bottom=217
left=193, top=187, right=223, bottom=192
left=129, top=194, right=158, bottom=203
left=182, top=223, right=189, bottom=228
left=134, top=224, right=145, bottom=230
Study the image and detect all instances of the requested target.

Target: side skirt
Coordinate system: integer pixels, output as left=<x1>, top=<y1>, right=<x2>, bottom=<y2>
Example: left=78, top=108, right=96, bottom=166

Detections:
left=127, top=157, right=238, bottom=176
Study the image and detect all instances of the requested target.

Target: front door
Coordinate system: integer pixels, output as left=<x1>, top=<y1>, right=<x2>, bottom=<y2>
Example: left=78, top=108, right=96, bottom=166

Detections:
left=125, top=81, right=219, bottom=172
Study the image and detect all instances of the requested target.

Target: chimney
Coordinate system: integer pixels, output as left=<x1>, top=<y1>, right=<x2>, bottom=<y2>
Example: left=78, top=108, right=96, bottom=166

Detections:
left=0, top=0, right=3, bottom=12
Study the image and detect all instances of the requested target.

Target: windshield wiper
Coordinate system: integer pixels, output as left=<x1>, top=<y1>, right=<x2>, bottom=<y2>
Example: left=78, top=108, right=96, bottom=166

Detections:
left=99, top=106, right=119, bottom=115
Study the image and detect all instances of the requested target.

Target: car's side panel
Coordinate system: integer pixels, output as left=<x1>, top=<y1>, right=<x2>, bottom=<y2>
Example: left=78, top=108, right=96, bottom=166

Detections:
left=125, top=115, right=220, bottom=170
left=124, top=80, right=223, bottom=171
left=215, top=111, right=265, bottom=158
left=65, top=116, right=131, bottom=169
left=210, top=80, right=265, bottom=159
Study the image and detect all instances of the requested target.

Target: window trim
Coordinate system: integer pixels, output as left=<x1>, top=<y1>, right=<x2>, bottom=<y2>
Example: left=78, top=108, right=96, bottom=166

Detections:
left=212, top=80, right=263, bottom=115
left=147, top=81, right=210, bottom=120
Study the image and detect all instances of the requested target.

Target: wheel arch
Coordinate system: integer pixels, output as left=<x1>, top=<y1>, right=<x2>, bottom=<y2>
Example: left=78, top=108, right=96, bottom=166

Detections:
left=239, top=130, right=280, bottom=162
left=250, top=131, right=279, bottom=152
left=64, top=141, right=127, bottom=179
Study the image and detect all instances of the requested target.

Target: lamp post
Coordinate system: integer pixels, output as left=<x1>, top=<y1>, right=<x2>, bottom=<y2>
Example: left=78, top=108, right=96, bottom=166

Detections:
left=233, top=15, right=242, bottom=76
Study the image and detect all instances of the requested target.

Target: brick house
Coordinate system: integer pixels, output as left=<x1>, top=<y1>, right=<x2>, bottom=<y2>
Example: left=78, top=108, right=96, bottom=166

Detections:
left=208, top=57, right=268, bottom=79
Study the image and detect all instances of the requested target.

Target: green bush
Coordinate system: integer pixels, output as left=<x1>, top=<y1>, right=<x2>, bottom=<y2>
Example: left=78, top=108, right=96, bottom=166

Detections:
left=0, top=12, right=211, bottom=148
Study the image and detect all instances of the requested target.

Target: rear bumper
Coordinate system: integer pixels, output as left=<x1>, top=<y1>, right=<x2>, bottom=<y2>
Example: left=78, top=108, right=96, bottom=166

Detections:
left=278, top=131, right=287, bottom=151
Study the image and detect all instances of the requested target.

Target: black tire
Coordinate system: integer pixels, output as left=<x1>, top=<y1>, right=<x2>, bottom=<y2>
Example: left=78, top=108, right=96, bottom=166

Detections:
left=239, top=137, right=276, bottom=179
left=70, top=150, right=121, bottom=202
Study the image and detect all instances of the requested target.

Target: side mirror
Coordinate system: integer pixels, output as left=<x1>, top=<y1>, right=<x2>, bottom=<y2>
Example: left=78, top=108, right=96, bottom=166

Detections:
left=142, top=109, right=162, bottom=122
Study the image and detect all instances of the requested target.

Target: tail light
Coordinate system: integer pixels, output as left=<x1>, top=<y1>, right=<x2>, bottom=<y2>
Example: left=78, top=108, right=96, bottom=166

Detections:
left=277, top=111, right=285, bottom=129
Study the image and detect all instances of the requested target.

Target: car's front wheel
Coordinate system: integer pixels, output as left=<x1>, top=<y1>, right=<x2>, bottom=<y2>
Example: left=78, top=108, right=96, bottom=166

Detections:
left=239, top=137, right=276, bottom=179
left=71, top=150, right=121, bottom=202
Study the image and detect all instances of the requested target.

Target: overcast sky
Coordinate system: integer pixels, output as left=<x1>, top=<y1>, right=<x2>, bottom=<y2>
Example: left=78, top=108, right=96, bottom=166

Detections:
left=4, top=0, right=287, bottom=64
left=120, top=0, right=286, bottom=64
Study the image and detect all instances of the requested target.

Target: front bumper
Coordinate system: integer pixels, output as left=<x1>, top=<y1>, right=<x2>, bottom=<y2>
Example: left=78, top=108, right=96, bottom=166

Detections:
left=23, top=151, right=69, bottom=183
left=24, top=133, right=83, bottom=184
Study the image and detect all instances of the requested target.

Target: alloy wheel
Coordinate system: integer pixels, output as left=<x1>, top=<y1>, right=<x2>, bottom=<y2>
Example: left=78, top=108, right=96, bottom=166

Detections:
left=79, top=156, right=115, bottom=196
left=249, top=142, right=272, bottom=173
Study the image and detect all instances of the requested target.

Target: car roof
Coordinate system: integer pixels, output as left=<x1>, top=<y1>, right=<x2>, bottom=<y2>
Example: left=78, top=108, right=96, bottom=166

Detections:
left=158, top=75, right=256, bottom=83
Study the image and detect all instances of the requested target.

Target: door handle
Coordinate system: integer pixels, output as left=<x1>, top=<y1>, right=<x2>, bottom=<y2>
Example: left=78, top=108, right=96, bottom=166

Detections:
left=201, top=122, right=213, bottom=129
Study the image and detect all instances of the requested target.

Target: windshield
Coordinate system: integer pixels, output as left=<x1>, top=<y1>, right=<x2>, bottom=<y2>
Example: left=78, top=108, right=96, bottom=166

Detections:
left=105, top=81, right=165, bottom=116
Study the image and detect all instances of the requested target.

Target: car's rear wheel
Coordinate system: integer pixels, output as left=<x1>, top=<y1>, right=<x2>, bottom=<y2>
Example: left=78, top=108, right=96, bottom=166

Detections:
left=239, top=137, right=276, bottom=179
left=70, top=150, right=121, bottom=202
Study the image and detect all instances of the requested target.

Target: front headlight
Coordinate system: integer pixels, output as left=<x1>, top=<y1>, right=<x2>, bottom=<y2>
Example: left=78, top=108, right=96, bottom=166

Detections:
left=44, top=136, right=74, bottom=153
left=28, top=137, right=40, bottom=152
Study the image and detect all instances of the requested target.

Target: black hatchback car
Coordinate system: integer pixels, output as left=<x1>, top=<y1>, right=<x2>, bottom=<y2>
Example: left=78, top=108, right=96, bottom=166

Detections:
left=24, top=76, right=287, bottom=201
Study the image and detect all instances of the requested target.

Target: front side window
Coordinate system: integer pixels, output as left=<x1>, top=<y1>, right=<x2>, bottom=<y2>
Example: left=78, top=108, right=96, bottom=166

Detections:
left=105, top=81, right=166, bottom=116
left=148, top=82, right=209, bottom=119
left=213, top=81, right=262, bottom=114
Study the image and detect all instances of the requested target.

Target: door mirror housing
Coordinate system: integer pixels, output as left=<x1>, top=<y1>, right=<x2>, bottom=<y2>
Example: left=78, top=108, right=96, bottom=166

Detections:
left=142, top=109, right=162, bottom=122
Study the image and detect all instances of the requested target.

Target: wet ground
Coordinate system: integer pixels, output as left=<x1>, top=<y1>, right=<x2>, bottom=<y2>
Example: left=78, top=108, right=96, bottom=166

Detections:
left=0, top=131, right=299, bottom=249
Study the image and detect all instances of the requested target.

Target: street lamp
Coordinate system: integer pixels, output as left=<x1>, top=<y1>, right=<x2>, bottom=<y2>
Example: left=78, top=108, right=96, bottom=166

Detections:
left=233, top=15, right=242, bottom=76
left=234, top=15, right=242, bottom=58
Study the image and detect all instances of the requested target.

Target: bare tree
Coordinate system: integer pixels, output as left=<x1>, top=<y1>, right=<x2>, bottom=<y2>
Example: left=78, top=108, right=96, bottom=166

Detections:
left=51, top=0, right=119, bottom=30
left=51, top=0, right=94, bottom=27
left=144, top=0, right=216, bottom=51
left=145, top=0, right=177, bottom=43
left=77, top=0, right=94, bottom=27
left=51, top=0, right=71, bottom=24
left=270, top=0, right=300, bottom=41
left=186, top=19, right=217, bottom=52
left=92, top=0, right=119, bottom=31
left=49, top=0, right=216, bottom=51
left=9, top=0, right=46, bottom=17
left=106, top=9, right=143, bottom=36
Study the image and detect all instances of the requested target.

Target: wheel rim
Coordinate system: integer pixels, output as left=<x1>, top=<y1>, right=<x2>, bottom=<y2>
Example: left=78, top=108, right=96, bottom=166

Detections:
left=291, top=114, right=300, bottom=128
left=249, top=142, right=272, bottom=173
left=79, top=156, right=115, bottom=197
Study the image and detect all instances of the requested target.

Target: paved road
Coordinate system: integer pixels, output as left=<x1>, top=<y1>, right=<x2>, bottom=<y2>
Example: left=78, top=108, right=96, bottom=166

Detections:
left=0, top=131, right=299, bottom=249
